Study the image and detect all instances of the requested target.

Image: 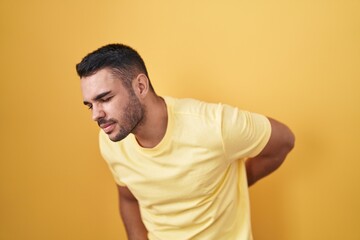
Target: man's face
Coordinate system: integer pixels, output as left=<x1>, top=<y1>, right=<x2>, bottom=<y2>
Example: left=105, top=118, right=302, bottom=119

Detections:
left=80, top=68, right=144, bottom=142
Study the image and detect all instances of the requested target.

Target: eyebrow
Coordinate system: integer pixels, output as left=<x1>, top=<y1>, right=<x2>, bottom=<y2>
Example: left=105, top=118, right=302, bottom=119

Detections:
left=83, top=91, right=112, bottom=106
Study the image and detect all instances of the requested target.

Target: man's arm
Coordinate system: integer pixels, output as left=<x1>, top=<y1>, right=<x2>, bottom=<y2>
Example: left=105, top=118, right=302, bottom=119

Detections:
left=117, top=185, right=148, bottom=240
left=246, top=117, right=295, bottom=186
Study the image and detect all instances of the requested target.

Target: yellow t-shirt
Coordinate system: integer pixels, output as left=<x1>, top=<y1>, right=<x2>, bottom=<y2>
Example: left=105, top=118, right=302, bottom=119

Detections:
left=99, top=97, right=271, bottom=240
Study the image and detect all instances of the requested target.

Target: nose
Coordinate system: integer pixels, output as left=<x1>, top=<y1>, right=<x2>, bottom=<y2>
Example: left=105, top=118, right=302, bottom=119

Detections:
left=92, top=104, right=106, bottom=121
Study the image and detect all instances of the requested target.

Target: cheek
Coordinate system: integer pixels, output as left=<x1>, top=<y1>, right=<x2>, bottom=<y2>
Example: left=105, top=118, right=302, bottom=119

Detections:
left=105, top=101, right=124, bottom=119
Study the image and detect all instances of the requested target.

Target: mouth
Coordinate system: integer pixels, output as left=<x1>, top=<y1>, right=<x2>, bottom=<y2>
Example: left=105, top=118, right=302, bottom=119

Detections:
left=99, top=121, right=116, bottom=134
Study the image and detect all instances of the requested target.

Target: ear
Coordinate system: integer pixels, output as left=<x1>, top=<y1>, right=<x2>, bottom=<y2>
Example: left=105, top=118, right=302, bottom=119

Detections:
left=132, top=74, right=149, bottom=99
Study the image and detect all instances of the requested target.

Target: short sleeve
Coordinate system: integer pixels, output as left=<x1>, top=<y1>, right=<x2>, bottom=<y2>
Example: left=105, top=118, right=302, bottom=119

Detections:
left=220, top=104, right=271, bottom=163
left=98, top=131, right=126, bottom=186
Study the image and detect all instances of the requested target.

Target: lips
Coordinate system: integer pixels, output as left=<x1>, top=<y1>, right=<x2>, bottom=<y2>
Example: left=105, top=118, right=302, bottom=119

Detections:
left=99, top=121, right=116, bottom=134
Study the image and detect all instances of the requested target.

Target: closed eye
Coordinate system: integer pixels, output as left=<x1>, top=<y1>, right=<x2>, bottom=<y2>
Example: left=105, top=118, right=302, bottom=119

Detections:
left=83, top=91, right=112, bottom=110
left=99, top=96, right=113, bottom=103
left=85, top=97, right=112, bottom=110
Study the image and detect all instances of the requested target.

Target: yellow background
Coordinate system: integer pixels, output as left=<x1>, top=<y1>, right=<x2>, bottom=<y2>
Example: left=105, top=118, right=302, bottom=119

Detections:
left=1, top=0, right=359, bottom=239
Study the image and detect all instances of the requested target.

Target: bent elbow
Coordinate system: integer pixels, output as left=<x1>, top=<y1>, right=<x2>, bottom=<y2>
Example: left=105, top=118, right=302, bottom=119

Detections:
left=284, top=127, right=295, bottom=154
left=288, top=129, right=295, bottom=149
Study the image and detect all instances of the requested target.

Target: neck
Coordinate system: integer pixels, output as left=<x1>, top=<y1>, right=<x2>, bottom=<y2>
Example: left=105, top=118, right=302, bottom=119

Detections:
left=133, top=95, right=168, bottom=148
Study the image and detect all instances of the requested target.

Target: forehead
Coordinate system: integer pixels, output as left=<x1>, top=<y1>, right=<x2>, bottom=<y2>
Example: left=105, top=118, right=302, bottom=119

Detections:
left=80, top=68, right=125, bottom=99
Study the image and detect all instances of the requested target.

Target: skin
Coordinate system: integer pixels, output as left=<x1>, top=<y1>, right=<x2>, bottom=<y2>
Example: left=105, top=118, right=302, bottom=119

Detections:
left=81, top=69, right=143, bottom=142
left=80, top=67, right=294, bottom=239
left=246, top=118, right=295, bottom=186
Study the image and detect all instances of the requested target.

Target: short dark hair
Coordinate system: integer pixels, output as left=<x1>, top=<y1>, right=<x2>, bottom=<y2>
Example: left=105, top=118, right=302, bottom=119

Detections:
left=76, top=43, right=154, bottom=91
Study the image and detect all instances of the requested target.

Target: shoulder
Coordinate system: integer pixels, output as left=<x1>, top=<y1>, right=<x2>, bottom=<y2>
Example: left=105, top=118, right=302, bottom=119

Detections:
left=164, top=96, right=222, bottom=120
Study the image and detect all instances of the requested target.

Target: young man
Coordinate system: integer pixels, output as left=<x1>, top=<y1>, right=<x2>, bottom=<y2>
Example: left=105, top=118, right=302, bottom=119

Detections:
left=76, top=43, right=295, bottom=240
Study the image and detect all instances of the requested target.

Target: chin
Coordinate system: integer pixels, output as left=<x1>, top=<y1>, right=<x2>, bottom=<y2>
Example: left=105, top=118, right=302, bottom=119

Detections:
left=108, top=132, right=128, bottom=142
left=109, top=135, right=121, bottom=142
